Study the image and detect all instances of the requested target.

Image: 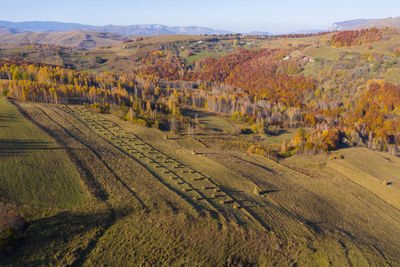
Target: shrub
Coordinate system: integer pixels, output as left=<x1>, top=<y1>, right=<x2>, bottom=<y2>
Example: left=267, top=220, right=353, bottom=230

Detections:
left=247, top=145, right=278, bottom=160
left=278, top=150, right=295, bottom=158
left=385, top=60, right=397, bottom=70
left=249, top=122, right=266, bottom=134
left=393, top=48, right=400, bottom=57
left=0, top=204, right=26, bottom=253
left=87, top=103, right=110, bottom=114
left=110, top=104, right=129, bottom=119
left=241, top=128, right=253, bottom=135
left=95, top=56, right=107, bottom=64
left=289, top=128, right=343, bottom=155
left=372, top=64, right=380, bottom=72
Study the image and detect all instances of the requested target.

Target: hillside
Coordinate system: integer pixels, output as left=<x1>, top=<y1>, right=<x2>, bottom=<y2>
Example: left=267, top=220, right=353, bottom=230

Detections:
left=0, top=98, right=399, bottom=265
left=328, top=19, right=378, bottom=31
left=352, top=16, right=400, bottom=30
left=329, top=17, right=400, bottom=31
left=0, top=27, right=25, bottom=34
left=0, top=31, right=128, bottom=50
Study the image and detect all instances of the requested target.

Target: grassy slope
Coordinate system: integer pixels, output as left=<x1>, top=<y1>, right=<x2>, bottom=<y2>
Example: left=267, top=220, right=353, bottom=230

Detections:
left=1, top=102, right=291, bottom=266
left=284, top=147, right=400, bottom=209
left=0, top=97, right=88, bottom=209
left=0, top=31, right=126, bottom=49
left=283, top=148, right=400, bottom=264
left=1, top=100, right=399, bottom=265
left=81, top=107, right=398, bottom=265
left=207, top=147, right=400, bottom=265
left=257, top=32, right=400, bottom=85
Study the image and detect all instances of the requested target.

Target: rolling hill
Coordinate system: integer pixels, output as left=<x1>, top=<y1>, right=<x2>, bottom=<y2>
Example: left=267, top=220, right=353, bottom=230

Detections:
left=0, top=27, right=25, bottom=34
left=328, top=19, right=378, bottom=31
left=1, top=96, right=399, bottom=265
left=329, top=17, right=400, bottom=31
left=0, top=31, right=128, bottom=50
left=352, top=16, right=400, bottom=30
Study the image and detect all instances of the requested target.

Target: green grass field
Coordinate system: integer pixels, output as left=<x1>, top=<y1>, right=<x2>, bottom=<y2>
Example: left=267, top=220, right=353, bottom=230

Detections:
left=0, top=97, right=88, bottom=209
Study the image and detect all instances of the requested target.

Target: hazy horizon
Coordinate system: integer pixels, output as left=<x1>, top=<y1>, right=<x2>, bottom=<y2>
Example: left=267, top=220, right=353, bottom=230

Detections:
left=1, top=0, right=399, bottom=34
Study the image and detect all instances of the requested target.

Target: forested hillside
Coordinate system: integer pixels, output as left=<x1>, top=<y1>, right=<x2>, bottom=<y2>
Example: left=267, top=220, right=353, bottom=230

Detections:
left=1, top=28, right=399, bottom=156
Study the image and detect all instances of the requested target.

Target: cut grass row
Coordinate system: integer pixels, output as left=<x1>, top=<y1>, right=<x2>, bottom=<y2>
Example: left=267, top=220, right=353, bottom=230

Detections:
left=61, top=104, right=400, bottom=265
left=60, top=105, right=272, bottom=230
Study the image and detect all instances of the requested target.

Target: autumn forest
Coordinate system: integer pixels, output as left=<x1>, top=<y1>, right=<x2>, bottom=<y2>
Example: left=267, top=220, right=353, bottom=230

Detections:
left=1, top=28, right=399, bottom=157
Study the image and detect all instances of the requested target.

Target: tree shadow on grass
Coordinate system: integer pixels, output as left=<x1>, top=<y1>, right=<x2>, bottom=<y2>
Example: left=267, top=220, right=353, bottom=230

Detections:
left=181, top=109, right=225, bottom=131
left=230, top=155, right=274, bottom=173
left=266, top=129, right=288, bottom=136
left=0, top=139, right=62, bottom=155
left=0, top=114, right=21, bottom=128
left=0, top=114, right=20, bottom=123
left=0, top=207, right=131, bottom=266
left=258, top=189, right=282, bottom=195
left=181, top=109, right=214, bottom=119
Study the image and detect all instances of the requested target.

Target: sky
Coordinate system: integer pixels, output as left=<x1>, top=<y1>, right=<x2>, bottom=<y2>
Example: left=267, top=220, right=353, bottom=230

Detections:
left=1, top=0, right=399, bottom=33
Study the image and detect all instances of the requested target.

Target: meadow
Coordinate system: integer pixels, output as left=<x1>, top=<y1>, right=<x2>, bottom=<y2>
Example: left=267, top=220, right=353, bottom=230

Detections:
left=0, top=97, right=399, bottom=265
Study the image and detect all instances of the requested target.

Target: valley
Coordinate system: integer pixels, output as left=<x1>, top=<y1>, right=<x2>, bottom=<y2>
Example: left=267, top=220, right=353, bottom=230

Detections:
left=0, top=12, right=400, bottom=266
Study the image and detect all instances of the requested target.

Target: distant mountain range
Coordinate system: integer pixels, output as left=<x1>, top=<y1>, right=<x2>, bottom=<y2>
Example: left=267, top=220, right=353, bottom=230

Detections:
left=1, top=17, right=400, bottom=38
left=246, top=31, right=271, bottom=35
left=0, top=21, right=270, bottom=50
left=289, top=29, right=325, bottom=34
left=0, top=31, right=128, bottom=50
left=1, top=17, right=399, bottom=51
left=328, top=17, right=400, bottom=31
left=0, top=21, right=233, bottom=36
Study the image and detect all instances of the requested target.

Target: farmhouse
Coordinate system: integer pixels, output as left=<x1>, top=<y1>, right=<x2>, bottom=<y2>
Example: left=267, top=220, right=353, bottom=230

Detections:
left=302, top=56, right=315, bottom=62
